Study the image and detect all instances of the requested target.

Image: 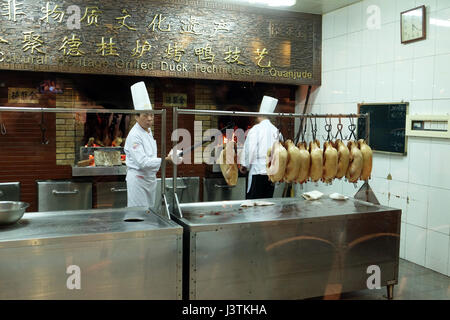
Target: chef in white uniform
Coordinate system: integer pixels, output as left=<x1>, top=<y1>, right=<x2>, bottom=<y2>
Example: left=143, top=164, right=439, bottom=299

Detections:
left=125, top=81, right=160, bottom=210
left=125, top=81, right=181, bottom=210
left=239, top=96, right=280, bottom=199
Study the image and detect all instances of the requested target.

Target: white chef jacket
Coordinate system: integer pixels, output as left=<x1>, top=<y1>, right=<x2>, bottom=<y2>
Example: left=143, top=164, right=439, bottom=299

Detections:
left=124, top=123, right=161, bottom=210
left=240, top=119, right=281, bottom=193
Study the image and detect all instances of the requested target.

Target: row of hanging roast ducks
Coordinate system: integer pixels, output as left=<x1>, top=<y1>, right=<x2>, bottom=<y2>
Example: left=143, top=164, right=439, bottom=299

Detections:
left=266, top=139, right=373, bottom=184
left=218, top=137, right=373, bottom=186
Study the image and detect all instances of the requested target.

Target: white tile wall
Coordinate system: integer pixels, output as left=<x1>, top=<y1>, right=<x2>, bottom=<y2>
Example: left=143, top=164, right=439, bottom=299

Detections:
left=412, top=56, right=435, bottom=100
left=376, top=23, right=396, bottom=64
left=400, top=221, right=407, bottom=258
left=333, top=6, right=349, bottom=37
left=407, top=183, right=429, bottom=228
left=408, top=137, right=432, bottom=185
left=361, top=28, right=379, bottom=66
left=316, top=1, right=450, bottom=275
left=396, top=0, right=417, bottom=14
left=372, top=153, right=390, bottom=178
left=360, top=65, right=377, bottom=101
left=429, top=138, right=450, bottom=190
left=375, top=62, right=394, bottom=102
left=348, top=2, right=363, bottom=33
left=434, top=8, right=450, bottom=55
left=334, top=35, right=348, bottom=70
left=346, top=31, right=363, bottom=68
left=408, top=100, right=432, bottom=115
left=346, top=68, right=362, bottom=103
left=432, top=99, right=450, bottom=114
left=433, top=53, right=450, bottom=99
left=390, top=153, right=409, bottom=182
left=425, top=230, right=449, bottom=275
left=436, top=0, right=450, bottom=11
left=405, top=224, right=427, bottom=265
left=393, top=60, right=414, bottom=101
left=427, top=186, right=450, bottom=235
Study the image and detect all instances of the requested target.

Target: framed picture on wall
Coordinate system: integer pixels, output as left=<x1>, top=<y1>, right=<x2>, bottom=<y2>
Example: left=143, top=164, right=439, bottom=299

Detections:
left=401, top=5, right=426, bottom=44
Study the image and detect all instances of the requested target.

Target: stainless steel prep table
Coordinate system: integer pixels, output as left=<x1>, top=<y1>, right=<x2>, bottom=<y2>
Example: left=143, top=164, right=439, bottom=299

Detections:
left=172, top=196, right=401, bottom=300
left=0, top=208, right=182, bottom=299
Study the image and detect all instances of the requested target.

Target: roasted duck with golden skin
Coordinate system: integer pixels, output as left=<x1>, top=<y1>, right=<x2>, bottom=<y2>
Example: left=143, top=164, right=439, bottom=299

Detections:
left=346, top=140, right=363, bottom=183
left=283, top=140, right=302, bottom=183
left=266, top=141, right=288, bottom=183
left=322, top=141, right=338, bottom=183
left=309, top=140, right=323, bottom=182
left=334, top=139, right=350, bottom=179
left=295, top=142, right=311, bottom=184
left=358, top=139, right=373, bottom=181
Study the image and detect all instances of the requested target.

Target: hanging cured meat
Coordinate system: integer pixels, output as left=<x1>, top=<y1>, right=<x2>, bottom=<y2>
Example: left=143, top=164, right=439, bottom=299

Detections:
left=322, top=141, right=338, bottom=183
left=295, top=142, right=311, bottom=184
left=358, top=139, right=373, bottom=181
left=334, top=139, right=350, bottom=179
left=346, top=140, right=363, bottom=183
left=219, top=141, right=238, bottom=186
left=283, top=140, right=302, bottom=183
left=266, top=141, right=288, bottom=183
left=309, top=140, right=323, bottom=182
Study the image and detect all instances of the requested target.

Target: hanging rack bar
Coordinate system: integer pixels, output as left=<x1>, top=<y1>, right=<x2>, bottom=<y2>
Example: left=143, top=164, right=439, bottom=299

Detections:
left=0, top=106, right=165, bottom=115
left=176, top=108, right=368, bottom=119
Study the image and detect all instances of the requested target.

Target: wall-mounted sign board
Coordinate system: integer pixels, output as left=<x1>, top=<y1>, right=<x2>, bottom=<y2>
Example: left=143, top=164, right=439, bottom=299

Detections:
left=357, top=103, right=408, bottom=155
left=406, top=115, right=450, bottom=138
left=0, top=0, right=321, bottom=86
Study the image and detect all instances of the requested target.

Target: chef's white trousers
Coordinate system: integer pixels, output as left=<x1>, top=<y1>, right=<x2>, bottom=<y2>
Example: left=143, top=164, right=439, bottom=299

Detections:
left=126, top=171, right=157, bottom=209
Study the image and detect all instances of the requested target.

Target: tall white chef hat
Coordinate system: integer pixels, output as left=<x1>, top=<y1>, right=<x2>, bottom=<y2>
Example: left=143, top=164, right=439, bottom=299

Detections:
left=131, top=81, right=152, bottom=111
left=259, top=95, right=278, bottom=114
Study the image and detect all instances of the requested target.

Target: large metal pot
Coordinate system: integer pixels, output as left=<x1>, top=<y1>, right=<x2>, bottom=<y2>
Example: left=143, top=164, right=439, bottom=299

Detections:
left=0, top=201, right=29, bottom=225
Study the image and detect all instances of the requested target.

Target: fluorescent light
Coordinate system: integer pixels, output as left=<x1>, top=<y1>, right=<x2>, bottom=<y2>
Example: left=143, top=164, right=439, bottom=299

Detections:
left=248, top=0, right=296, bottom=7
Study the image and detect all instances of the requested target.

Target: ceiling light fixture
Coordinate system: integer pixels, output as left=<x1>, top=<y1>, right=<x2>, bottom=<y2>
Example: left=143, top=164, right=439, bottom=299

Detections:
left=247, top=0, right=296, bottom=7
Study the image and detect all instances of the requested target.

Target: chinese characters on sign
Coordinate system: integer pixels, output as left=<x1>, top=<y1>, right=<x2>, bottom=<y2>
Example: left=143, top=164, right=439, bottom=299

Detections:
left=8, top=87, right=40, bottom=104
left=163, top=93, right=187, bottom=107
left=0, top=0, right=320, bottom=85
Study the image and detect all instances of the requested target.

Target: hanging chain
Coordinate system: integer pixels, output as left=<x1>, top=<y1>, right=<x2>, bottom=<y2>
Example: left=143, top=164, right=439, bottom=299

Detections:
left=301, top=115, right=307, bottom=143
left=324, top=117, right=332, bottom=141
left=310, top=116, right=318, bottom=141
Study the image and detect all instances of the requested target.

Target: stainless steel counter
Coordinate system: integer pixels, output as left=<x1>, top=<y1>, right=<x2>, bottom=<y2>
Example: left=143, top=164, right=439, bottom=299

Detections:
left=0, top=207, right=182, bottom=299
left=72, top=165, right=127, bottom=176
left=173, top=196, right=401, bottom=300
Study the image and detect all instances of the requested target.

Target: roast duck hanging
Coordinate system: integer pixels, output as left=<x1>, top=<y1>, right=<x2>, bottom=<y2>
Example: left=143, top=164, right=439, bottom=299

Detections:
left=218, top=140, right=239, bottom=186
left=264, top=119, right=373, bottom=185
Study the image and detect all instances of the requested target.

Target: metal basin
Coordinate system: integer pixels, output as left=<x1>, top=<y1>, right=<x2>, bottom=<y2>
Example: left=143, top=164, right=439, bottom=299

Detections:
left=0, top=201, right=29, bottom=225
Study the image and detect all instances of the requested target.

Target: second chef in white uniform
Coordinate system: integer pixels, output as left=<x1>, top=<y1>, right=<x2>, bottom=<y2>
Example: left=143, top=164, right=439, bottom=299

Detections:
left=240, top=95, right=280, bottom=199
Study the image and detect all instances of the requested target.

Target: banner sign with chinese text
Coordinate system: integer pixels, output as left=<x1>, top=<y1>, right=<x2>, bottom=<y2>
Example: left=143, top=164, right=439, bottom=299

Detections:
left=0, top=0, right=322, bottom=85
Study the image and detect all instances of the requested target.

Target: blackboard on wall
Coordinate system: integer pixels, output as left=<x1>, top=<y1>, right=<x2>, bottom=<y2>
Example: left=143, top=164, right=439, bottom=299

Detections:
left=357, top=103, right=408, bottom=155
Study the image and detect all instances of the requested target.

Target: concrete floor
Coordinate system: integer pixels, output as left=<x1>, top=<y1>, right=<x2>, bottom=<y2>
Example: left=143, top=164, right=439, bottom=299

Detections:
left=310, top=259, right=450, bottom=300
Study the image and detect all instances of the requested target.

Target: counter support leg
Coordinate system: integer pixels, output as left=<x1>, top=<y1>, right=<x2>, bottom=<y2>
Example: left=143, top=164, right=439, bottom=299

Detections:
left=386, top=284, right=394, bottom=300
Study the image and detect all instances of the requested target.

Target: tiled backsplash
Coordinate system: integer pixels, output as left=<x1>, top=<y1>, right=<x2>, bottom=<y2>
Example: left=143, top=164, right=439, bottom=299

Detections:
left=306, top=0, right=450, bottom=276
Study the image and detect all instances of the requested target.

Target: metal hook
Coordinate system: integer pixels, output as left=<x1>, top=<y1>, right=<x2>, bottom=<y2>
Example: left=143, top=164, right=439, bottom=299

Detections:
left=334, top=117, right=345, bottom=140
left=322, top=117, right=333, bottom=141
left=348, top=116, right=357, bottom=141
